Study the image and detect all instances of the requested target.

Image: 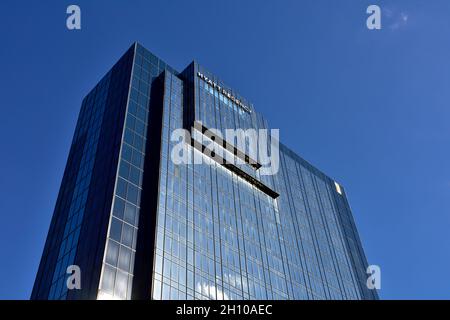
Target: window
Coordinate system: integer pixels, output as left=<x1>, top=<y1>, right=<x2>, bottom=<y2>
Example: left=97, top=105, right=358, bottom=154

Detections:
left=122, top=144, right=132, bottom=162
left=127, top=184, right=139, bottom=204
left=100, top=264, right=116, bottom=294
left=118, top=246, right=132, bottom=272
left=113, top=197, right=125, bottom=219
left=121, top=223, right=134, bottom=248
left=105, top=240, right=119, bottom=266
left=110, top=218, right=122, bottom=242
left=116, top=178, right=127, bottom=199
left=119, top=161, right=130, bottom=180
left=129, top=166, right=141, bottom=185
left=123, top=202, right=137, bottom=225
left=114, top=270, right=128, bottom=299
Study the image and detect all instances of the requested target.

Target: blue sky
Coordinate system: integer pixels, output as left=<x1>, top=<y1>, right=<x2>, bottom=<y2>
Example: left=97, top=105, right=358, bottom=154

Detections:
left=0, top=0, right=449, bottom=299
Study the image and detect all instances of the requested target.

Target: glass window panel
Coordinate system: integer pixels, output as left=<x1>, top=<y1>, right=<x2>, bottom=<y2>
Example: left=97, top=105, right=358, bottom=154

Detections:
left=155, top=254, right=163, bottom=275
left=153, top=280, right=162, bottom=300
left=116, top=178, right=127, bottom=199
left=127, top=184, right=138, bottom=204
left=127, top=275, right=133, bottom=300
left=118, top=245, right=131, bottom=272
left=112, top=197, right=125, bottom=219
left=122, top=223, right=134, bottom=248
left=162, top=283, right=170, bottom=300
left=129, top=166, right=140, bottom=186
left=131, top=227, right=137, bottom=250
left=110, top=218, right=122, bottom=242
left=119, top=161, right=130, bottom=180
left=126, top=115, right=136, bottom=131
left=135, top=120, right=145, bottom=136
left=131, top=151, right=142, bottom=168
left=123, top=202, right=137, bottom=225
left=124, top=128, right=134, bottom=145
left=100, top=264, right=116, bottom=294
left=122, top=144, right=132, bottom=162
left=114, top=270, right=128, bottom=299
left=128, top=101, right=138, bottom=116
left=134, top=134, right=144, bottom=150
left=105, top=240, right=119, bottom=267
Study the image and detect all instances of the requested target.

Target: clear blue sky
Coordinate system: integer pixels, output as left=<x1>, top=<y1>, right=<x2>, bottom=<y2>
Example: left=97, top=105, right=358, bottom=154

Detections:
left=1, top=0, right=449, bottom=299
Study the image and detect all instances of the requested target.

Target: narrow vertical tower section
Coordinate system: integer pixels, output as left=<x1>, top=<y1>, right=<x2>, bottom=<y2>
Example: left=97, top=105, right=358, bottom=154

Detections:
left=96, top=44, right=175, bottom=300
left=31, top=44, right=135, bottom=299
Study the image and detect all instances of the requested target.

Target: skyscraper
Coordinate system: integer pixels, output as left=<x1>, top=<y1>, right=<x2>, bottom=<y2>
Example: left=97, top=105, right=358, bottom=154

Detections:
left=31, top=42, right=378, bottom=300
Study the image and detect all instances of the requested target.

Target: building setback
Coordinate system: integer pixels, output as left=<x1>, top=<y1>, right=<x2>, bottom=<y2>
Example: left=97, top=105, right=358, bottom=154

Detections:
left=31, top=42, right=378, bottom=300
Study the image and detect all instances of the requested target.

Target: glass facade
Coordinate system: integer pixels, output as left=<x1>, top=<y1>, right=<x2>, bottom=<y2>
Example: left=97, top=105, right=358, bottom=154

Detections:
left=32, top=42, right=377, bottom=300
